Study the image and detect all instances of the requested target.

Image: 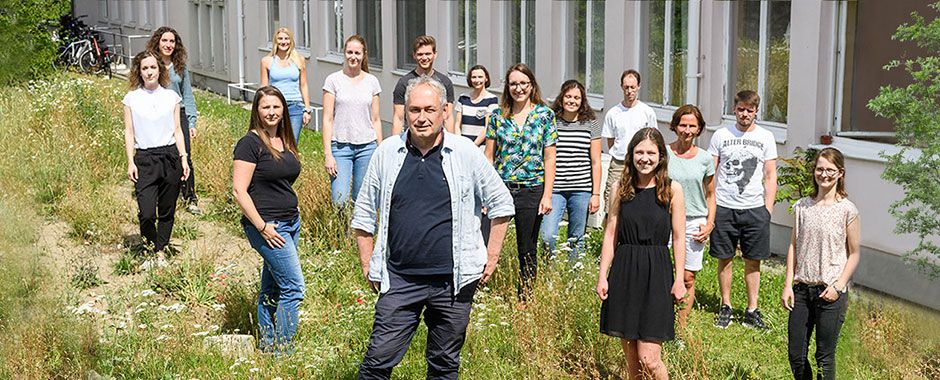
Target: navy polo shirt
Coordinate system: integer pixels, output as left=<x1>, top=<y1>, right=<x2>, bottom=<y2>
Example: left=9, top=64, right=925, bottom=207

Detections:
left=386, top=138, right=454, bottom=275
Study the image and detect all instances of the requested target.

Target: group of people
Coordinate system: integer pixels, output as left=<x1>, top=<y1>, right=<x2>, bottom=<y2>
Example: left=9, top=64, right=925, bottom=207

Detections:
left=120, top=27, right=861, bottom=380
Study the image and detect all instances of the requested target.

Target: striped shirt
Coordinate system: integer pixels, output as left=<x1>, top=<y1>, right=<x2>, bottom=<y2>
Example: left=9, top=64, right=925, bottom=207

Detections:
left=455, top=93, right=499, bottom=138
left=554, top=118, right=601, bottom=192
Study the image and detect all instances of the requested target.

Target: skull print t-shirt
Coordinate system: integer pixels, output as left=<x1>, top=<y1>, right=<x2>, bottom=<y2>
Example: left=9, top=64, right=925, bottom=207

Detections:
left=707, top=124, right=777, bottom=209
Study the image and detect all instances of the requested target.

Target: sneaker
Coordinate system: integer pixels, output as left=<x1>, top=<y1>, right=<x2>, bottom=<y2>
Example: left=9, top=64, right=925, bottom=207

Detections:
left=743, top=309, right=769, bottom=330
left=187, top=203, right=202, bottom=215
left=714, top=304, right=733, bottom=328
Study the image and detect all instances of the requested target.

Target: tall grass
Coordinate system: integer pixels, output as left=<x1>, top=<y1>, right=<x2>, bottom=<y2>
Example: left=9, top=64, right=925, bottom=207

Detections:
left=0, top=73, right=937, bottom=378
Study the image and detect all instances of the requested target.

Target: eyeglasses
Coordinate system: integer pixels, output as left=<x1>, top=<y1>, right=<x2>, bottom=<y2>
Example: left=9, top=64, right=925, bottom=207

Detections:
left=815, top=168, right=841, bottom=176
left=509, top=81, right=531, bottom=89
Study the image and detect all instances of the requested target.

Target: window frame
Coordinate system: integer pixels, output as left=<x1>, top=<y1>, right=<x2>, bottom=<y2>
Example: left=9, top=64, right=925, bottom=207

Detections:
left=505, top=0, right=536, bottom=73
left=568, top=0, right=605, bottom=98
left=448, top=0, right=477, bottom=77
left=326, top=0, right=345, bottom=56
left=355, top=0, right=383, bottom=70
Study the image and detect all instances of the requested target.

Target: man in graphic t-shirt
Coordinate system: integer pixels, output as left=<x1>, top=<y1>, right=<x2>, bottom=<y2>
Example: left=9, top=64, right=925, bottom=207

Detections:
left=601, top=69, right=658, bottom=209
left=391, top=35, right=456, bottom=135
left=707, top=90, right=778, bottom=330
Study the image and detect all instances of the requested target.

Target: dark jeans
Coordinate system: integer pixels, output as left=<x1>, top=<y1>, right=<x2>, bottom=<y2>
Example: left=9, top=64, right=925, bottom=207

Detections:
left=787, top=283, right=848, bottom=380
left=179, top=108, right=197, bottom=204
left=509, top=184, right=544, bottom=298
left=359, top=271, right=478, bottom=380
left=134, top=144, right=182, bottom=252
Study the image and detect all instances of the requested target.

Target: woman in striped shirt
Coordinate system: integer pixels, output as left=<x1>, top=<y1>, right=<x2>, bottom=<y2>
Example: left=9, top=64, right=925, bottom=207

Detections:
left=539, top=79, right=602, bottom=262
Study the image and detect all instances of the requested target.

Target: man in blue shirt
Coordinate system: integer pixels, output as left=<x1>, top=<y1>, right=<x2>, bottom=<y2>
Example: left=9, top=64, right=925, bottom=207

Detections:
left=352, top=75, right=514, bottom=379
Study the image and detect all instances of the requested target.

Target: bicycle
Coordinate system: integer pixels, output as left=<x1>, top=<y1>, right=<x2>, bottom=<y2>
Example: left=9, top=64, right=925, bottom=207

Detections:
left=50, top=15, right=112, bottom=79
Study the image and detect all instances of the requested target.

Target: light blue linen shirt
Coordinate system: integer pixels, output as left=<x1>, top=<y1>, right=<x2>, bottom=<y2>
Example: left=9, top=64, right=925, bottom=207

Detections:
left=351, top=131, right=515, bottom=295
left=166, top=63, right=197, bottom=130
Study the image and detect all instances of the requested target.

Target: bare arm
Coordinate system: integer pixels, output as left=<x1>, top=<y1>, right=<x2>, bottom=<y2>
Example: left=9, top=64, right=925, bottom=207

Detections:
left=481, top=216, right=511, bottom=284
left=669, top=182, right=688, bottom=302
left=354, top=228, right=380, bottom=292
left=392, top=104, right=405, bottom=135
left=589, top=138, right=603, bottom=213
left=782, top=225, right=798, bottom=310
left=444, top=103, right=455, bottom=133
left=259, top=57, right=270, bottom=87
left=454, top=110, right=463, bottom=136
left=606, top=138, right=614, bottom=150
left=233, top=160, right=286, bottom=248
left=172, top=103, right=190, bottom=180
left=484, top=138, right=496, bottom=164
left=596, top=182, right=622, bottom=300
left=763, top=159, right=778, bottom=214
left=322, top=91, right=337, bottom=177
left=299, top=57, right=312, bottom=125
left=692, top=174, right=717, bottom=242
left=124, top=106, right=138, bottom=182
left=539, top=145, right=556, bottom=215
left=371, top=94, right=383, bottom=144
left=474, top=116, right=489, bottom=146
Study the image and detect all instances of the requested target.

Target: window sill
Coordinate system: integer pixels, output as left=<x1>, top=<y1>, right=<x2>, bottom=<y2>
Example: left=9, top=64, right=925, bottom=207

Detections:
left=258, top=44, right=313, bottom=60
left=701, top=116, right=788, bottom=145
left=809, top=137, right=913, bottom=164
left=315, top=53, right=345, bottom=66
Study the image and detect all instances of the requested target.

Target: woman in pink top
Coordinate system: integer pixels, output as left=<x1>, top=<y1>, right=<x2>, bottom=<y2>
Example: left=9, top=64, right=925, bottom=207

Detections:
left=781, top=147, right=860, bottom=380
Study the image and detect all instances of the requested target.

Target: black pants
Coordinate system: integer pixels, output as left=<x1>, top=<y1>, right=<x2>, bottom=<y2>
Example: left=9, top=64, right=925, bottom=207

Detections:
left=179, top=108, right=197, bottom=204
left=134, top=144, right=182, bottom=252
left=510, top=185, right=544, bottom=298
left=358, top=272, right=478, bottom=380
left=787, top=283, right=848, bottom=380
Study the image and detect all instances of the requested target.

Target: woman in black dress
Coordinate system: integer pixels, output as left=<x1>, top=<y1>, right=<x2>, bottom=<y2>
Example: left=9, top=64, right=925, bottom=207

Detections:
left=596, top=128, right=687, bottom=379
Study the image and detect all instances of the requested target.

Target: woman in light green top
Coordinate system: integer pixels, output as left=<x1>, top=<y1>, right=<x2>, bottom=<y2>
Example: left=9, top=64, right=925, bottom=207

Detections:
left=665, top=104, right=716, bottom=329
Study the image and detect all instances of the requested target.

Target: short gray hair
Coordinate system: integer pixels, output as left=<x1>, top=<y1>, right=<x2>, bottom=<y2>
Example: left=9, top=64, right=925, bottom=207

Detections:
left=404, top=75, right=447, bottom=109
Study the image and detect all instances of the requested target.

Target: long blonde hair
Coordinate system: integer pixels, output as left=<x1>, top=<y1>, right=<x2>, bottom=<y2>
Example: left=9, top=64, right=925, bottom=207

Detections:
left=268, top=27, right=304, bottom=68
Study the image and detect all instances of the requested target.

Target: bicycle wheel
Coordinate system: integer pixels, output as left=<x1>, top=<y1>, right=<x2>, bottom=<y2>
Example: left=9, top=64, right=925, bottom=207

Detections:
left=79, top=49, right=98, bottom=73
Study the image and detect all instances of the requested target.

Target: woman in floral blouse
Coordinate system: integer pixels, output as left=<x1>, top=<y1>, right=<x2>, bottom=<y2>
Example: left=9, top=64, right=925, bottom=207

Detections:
left=485, top=63, right=557, bottom=303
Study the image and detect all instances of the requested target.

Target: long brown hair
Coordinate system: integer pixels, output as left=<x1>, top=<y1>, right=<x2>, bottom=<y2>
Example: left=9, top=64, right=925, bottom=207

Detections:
left=128, top=51, right=170, bottom=90
left=145, top=26, right=187, bottom=76
left=249, top=86, right=298, bottom=160
left=617, top=128, right=673, bottom=206
left=345, top=35, right=370, bottom=73
left=551, top=79, right=596, bottom=121
left=811, top=148, right=848, bottom=199
left=499, top=63, right=545, bottom=117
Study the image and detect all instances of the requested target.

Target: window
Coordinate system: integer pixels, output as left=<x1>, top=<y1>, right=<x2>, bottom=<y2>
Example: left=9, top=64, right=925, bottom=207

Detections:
left=834, top=0, right=930, bottom=143
left=450, top=0, right=477, bottom=75
left=640, top=0, right=687, bottom=107
left=571, top=0, right=605, bottom=95
left=726, top=0, right=790, bottom=123
left=327, top=0, right=344, bottom=54
left=108, top=0, right=120, bottom=22
left=506, top=0, right=535, bottom=71
left=189, top=0, right=228, bottom=75
left=99, top=0, right=107, bottom=20
left=266, top=0, right=279, bottom=42
left=124, top=1, right=136, bottom=25
left=356, top=0, right=383, bottom=69
left=396, top=0, right=425, bottom=70
left=293, top=0, right=310, bottom=48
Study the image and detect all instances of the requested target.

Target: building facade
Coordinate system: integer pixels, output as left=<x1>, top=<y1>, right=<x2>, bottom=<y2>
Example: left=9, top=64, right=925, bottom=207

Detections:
left=74, top=0, right=939, bottom=310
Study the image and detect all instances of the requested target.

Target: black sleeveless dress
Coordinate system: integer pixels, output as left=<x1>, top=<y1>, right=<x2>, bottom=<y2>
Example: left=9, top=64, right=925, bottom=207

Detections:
left=600, top=187, right=675, bottom=341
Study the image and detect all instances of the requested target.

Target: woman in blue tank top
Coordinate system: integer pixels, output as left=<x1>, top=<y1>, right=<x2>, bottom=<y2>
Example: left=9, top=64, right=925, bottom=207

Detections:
left=261, top=27, right=311, bottom=143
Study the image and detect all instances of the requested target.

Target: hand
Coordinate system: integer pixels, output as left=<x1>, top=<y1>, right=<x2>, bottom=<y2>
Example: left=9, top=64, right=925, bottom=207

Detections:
left=189, top=128, right=197, bottom=138
left=127, top=163, right=138, bottom=183
left=671, top=280, right=687, bottom=303
left=260, top=223, right=286, bottom=249
left=480, top=257, right=499, bottom=285
left=596, top=277, right=609, bottom=300
left=781, top=287, right=794, bottom=311
left=538, top=195, right=553, bottom=215
left=588, top=194, right=601, bottom=214
left=181, top=160, right=191, bottom=181
left=302, top=112, right=312, bottom=126
left=766, top=205, right=774, bottom=215
left=692, top=223, right=714, bottom=243
left=819, top=285, right=840, bottom=302
left=324, top=155, right=338, bottom=177
left=361, top=265, right=380, bottom=293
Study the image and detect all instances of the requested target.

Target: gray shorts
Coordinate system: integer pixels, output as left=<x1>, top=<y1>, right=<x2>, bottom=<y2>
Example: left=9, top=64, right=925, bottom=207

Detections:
left=708, top=205, right=771, bottom=261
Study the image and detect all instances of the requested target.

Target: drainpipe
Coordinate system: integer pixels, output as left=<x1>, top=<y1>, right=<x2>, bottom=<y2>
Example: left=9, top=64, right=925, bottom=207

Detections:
left=236, top=0, right=245, bottom=84
left=686, top=0, right=702, bottom=104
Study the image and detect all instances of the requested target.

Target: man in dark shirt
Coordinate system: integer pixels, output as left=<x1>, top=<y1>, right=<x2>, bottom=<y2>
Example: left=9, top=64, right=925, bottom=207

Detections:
left=353, top=75, right=514, bottom=380
left=391, top=35, right=455, bottom=135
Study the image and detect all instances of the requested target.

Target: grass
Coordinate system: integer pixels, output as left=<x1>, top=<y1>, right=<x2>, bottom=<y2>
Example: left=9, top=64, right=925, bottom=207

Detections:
left=0, top=72, right=937, bottom=378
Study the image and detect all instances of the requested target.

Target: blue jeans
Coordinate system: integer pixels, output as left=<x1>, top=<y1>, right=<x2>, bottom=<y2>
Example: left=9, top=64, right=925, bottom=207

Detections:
left=330, top=141, right=377, bottom=206
left=539, top=191, right=591, bottom=262
left=286, top=100, right=304, bottom=144
left=242, top=216, right=305, bottom=354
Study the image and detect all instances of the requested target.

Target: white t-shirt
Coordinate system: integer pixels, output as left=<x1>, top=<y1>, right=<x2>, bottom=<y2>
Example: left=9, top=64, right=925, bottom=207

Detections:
left=601, top=101, right=658, bottom=160
left=122, top=86, right=182, bottom=149
left=707, top=124, right=778, bottom=209
left=323, top=71, right=382, bottom=144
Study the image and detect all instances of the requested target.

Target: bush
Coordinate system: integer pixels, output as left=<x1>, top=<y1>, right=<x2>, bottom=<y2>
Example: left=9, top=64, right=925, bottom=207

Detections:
left=0, top=0, right=71, bottom=85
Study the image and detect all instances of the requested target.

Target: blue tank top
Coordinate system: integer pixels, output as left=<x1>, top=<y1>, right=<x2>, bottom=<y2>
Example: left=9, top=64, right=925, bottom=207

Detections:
left=268, top=56, right=302, bottom=102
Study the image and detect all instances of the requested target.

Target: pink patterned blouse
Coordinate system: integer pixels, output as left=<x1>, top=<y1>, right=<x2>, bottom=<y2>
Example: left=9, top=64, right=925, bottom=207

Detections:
left=793, top=197, right=859, bottom=286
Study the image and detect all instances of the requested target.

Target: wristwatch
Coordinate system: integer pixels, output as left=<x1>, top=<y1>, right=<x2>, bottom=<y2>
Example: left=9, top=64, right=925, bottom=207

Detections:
left=303, top=107, right=312, bottom=114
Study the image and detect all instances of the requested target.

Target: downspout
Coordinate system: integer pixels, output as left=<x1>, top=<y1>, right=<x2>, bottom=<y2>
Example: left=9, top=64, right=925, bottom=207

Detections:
left=686, top=0, right=702, bottom=104
left=236, top=0, right=245, bottom=84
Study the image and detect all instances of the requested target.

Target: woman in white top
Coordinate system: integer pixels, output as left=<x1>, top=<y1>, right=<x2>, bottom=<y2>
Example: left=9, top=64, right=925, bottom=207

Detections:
left=260, top=27, right=311, bottom=143
left=782, top=147, right=860, bottom=380
left=123, top=51, right=190, bottom=253
left=455, top=65, right=498, bottom=146
left=322, top=35, right=383, bottom=206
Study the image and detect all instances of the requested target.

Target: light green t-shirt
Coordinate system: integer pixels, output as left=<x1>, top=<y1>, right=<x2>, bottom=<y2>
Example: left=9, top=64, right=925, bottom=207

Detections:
left=667, top=147, right=715, bottom=218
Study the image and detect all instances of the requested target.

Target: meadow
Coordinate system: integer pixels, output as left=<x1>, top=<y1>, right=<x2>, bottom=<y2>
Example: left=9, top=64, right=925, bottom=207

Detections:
left=0, top=73, right=937, bottom=379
